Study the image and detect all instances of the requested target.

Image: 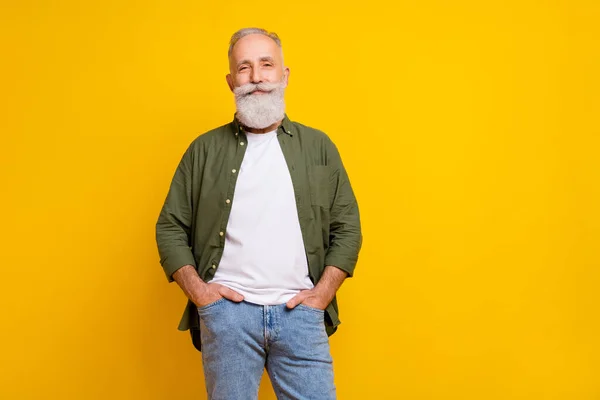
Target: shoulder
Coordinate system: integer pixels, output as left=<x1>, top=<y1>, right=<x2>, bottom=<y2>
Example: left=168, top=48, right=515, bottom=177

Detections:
left=183, top=121, right=234, bottom=155
left=290, top=119, right=344, bottom=166
left=191, top=122, right=233, bottom=146
left=290, top=120, right=337, bottom=150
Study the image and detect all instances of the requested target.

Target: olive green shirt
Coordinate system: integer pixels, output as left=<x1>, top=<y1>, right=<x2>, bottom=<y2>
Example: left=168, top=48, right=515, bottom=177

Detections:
left=156, top=114, right=362, bottom=350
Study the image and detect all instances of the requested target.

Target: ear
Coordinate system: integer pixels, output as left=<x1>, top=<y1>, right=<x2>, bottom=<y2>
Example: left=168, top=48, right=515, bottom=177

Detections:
left=283, top=67, right=290, bottom=87
left=226, top=73, right=235, bottom=92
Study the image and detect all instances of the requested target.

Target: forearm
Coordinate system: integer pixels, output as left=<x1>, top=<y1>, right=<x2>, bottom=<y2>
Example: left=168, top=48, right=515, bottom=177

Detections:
left=313, top=265, right=348, bottom=303
left=172, top=264, right=207, bottom=306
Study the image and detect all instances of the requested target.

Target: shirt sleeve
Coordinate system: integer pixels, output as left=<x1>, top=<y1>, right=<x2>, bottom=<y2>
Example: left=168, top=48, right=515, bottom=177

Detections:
left=155, top=144, right=197, bottom=282
left=324, top=138, right=363, bottom=277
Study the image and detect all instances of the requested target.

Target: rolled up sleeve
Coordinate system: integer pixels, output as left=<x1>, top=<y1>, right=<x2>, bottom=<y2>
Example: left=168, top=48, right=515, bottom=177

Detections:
left=324, top=139, right=362, bottom=277
left=156, top=146, right=196, bottom=282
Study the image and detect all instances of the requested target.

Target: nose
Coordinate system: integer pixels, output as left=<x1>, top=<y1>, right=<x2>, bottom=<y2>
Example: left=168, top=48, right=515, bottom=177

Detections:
left=250, top=67, right=262, bottom=84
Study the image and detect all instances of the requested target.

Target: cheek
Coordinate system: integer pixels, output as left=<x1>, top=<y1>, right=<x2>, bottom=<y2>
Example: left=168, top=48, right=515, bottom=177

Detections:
left=263, top=69, right=283, bottom=82
left=233, top=74, right=250, bottom=86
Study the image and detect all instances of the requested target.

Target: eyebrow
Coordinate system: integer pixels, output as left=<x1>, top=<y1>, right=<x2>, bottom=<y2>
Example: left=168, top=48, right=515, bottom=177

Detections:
left=236, top=56, right=276, bottom=68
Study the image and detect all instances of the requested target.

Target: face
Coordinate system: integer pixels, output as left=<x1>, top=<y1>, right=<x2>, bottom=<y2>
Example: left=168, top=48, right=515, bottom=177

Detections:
left=226, top=33, right=289, bottom=91
left=226, top=34, right=290, bottom=129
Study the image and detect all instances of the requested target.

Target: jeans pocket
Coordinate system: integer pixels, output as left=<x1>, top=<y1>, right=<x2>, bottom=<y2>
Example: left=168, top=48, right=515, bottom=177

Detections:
left=297, top=303, right=325, bottom=314
left=197, top=298, right=226, bottom=314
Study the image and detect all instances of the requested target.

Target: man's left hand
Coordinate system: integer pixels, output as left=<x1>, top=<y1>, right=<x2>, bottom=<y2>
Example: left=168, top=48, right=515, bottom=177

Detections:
left=286, top=265, right=348, bottom=310
left=286, top=287, right=333, bottom=310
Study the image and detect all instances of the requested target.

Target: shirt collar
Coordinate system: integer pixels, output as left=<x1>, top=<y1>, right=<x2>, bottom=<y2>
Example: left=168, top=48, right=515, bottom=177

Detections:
left=232, top=113, right=294, bottom=136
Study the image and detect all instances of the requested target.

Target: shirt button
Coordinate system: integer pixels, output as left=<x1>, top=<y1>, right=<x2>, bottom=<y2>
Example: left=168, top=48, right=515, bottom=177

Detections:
left=232, top=169, right=236, bottom=173
left=219, top=231, right=224, bottom=236
left=211, top=264, right=216, bottom=269
left=240, top=142, right=245, bottom=146
left=226, top=199, right=231, bottom=204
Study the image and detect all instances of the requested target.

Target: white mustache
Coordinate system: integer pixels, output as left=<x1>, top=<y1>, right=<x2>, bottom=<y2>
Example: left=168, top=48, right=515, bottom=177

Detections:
left=233, top=82, right=284, bottom=97
left=233, top=79, right=286, bottom=129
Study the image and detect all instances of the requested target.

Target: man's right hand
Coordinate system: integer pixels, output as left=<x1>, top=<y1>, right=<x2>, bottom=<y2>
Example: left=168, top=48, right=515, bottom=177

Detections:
left=172, top=265, right=244, bottom=308
left=195, top=282, right=244, bottom=308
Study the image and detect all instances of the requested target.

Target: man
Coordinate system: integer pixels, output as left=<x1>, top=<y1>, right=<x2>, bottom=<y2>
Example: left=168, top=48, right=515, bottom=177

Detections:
left=156, top=27, right=362, bottom=400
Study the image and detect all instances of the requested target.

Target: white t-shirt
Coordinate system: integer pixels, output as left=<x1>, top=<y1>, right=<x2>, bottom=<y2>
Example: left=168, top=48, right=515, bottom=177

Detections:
left=210, top=129, right=314, bottom=305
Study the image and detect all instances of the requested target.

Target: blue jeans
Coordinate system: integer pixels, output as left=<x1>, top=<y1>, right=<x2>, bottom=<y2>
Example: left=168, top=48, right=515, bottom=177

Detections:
left=197, top=299, right=336, bottom=400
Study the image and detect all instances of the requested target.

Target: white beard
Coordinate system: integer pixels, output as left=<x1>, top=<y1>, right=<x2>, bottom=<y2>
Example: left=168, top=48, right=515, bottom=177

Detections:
left=233, top=81, right=286, bottom=129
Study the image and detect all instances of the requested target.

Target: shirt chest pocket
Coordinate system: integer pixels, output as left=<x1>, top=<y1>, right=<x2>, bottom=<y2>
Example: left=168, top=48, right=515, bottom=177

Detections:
left=308, top=165, right=331, bottom=207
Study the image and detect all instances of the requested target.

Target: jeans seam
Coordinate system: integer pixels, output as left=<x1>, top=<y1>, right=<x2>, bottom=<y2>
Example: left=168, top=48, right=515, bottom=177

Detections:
left=268, top=369, right=287, bottom=400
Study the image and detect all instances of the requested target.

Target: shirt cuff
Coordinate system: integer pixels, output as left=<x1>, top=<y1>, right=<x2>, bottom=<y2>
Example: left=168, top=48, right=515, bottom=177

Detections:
left=161, top=248, right=196, bottom=282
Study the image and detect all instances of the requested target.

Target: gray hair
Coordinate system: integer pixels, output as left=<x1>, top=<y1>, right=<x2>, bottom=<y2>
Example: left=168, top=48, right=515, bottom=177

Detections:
left=228, top=27, right=282, bottom=57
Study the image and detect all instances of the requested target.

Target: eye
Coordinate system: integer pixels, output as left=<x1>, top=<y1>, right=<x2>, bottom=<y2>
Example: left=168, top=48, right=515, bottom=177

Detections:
left=239, top=66, right=249, bottom=72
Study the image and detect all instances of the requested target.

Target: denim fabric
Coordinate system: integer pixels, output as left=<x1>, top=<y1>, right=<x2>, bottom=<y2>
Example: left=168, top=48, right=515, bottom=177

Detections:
left=198, top=299, right=336, bottom=400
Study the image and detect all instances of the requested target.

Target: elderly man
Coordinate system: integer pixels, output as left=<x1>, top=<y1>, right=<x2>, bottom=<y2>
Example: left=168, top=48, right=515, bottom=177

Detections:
left=156, top=27, right=362, bottom=399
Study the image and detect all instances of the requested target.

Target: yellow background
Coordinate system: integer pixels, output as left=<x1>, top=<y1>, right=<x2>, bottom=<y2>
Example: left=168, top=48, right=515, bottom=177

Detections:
left=1, top=1, right=599, bottom=399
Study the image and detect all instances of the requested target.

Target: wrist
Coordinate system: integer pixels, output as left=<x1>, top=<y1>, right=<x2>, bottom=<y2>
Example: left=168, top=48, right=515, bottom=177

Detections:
left=313, top=285, right=334, bottom=303
left=191, top=282, right=209, bottom=306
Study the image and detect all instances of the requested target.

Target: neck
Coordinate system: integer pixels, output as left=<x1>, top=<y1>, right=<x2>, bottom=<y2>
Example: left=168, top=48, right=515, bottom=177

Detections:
left=242, top=119, right=282, bottom=134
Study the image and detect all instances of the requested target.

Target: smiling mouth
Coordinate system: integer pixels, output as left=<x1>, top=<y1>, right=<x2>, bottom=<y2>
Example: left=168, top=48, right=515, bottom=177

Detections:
left=250, top=90, right=269, bottom=95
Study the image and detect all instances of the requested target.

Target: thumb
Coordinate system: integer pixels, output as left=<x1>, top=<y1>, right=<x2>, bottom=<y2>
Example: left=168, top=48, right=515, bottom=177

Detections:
left=219, top=286, right=244, bottom=302
left=286, top=292, right=306, bottom=309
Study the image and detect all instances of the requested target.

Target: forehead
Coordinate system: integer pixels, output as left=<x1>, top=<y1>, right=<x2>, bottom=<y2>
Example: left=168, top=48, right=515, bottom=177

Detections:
left=229, top=33, right=282, bottom=63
